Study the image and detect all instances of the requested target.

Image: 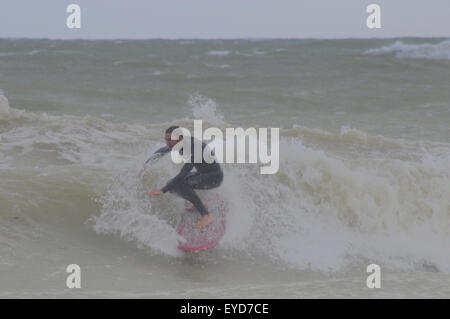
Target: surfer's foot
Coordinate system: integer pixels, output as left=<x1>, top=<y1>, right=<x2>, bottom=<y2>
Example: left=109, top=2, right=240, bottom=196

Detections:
left=193, top=214, right=214, bottom=228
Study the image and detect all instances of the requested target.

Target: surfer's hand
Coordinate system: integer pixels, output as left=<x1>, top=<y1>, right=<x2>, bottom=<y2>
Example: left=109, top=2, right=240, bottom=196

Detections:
left=148, top=190, right=163, bottom=196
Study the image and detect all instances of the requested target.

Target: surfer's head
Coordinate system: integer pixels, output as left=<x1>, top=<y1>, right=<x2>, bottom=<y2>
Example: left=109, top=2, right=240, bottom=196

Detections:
left=165, top=125, right=183, bottom=149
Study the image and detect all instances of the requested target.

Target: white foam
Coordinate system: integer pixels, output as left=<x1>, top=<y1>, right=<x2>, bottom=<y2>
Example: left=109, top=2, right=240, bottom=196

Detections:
left=188, top=93, right=225, bottom=126
left=365, top=40, right=450, bottom=60
left=207, top=50, right=230, bottom=56
left=0, top=93, right=10, bottom=114
left=204, top=63, right=230, bottom=69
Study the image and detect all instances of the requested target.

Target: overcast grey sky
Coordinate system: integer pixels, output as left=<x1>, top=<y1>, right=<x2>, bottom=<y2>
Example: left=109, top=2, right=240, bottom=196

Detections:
left=1, top=0, right=449, bottom=39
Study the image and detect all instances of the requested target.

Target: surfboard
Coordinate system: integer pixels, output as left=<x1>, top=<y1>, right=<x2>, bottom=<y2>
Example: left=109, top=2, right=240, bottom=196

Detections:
left=177, top=198, right=226, bottom=252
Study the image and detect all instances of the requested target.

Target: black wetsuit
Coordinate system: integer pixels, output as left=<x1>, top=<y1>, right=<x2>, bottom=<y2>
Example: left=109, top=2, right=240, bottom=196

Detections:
left=148, top=137, right=223, bottom=216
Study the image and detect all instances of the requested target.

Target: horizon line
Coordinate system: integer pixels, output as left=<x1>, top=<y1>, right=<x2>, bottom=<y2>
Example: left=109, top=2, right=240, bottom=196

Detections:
left=1, top=35, right=449, bottom=41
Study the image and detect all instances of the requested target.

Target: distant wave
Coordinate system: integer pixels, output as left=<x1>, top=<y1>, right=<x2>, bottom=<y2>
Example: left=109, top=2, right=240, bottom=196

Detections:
left=207, top=50, right=231, bottom=56
left=365, top=40, right=450, bottom=60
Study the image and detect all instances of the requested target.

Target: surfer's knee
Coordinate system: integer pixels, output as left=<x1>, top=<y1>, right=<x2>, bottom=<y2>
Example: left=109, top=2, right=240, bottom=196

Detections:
left=211, top=172, right=224, bottom=188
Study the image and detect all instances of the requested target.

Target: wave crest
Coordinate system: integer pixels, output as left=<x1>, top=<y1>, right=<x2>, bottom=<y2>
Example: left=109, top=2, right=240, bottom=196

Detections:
left=365, top=40, right=450, bottom=60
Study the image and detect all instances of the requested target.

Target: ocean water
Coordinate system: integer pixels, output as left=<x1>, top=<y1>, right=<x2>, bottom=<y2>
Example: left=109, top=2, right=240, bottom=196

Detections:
left=0, top=38, right=449, bottom=298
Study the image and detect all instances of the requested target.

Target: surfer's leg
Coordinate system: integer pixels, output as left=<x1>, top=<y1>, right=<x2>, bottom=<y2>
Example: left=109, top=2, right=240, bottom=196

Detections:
left=178, top=171, right=222, bottom=210
left=183, top=171, right=224, bottom=210
left=186, top=171, right=223, bottom=190
left=169, top=171, right=223, bottom=227
left=169, top=181, right=209, bottom=216
left=184, top=172, right=224, bottom=228
left=169, top=176, right=215, bottom=228
left=171, top=183, right=214, bottom=228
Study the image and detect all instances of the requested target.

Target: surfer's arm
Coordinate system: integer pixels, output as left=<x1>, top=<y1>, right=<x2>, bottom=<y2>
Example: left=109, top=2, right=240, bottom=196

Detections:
left=161, top=162, right=194, bottom=193
left=144, top=146, right=170, bottom=165
left=139, top=146, right=171, bottom=177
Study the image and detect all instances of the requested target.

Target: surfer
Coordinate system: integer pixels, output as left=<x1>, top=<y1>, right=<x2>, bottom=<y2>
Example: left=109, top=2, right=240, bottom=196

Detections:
left=147, top=126, right=224, bottom=228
